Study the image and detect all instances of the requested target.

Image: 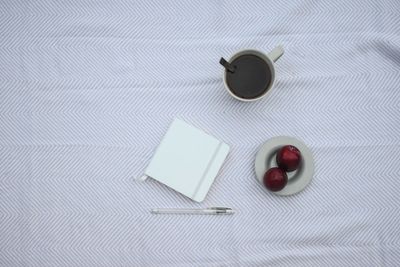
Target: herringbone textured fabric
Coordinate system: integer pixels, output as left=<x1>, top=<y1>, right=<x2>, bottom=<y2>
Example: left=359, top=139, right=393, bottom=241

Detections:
left=1, top=0, right=400, bottom=266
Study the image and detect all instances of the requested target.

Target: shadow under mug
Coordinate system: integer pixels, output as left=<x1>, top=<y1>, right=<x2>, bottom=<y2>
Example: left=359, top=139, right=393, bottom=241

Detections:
left=221, top=46, right=284, bottom=102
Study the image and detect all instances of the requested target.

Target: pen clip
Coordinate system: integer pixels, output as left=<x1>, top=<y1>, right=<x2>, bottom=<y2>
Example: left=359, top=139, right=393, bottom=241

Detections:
left=210, top=207, right=231, bottom=210
left=209, top=207, right=233, bottom=214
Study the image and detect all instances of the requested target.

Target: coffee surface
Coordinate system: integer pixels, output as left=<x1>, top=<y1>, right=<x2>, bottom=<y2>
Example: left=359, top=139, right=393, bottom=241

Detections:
left=226, top=55, right=272, bottom=99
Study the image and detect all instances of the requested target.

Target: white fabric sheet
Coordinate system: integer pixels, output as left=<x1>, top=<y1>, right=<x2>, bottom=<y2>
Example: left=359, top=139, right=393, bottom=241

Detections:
left=1, top=0, right=400, bottom=266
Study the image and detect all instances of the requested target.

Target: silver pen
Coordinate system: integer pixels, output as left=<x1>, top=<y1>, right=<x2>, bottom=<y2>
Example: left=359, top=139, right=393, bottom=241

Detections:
left=151, top=207, right=234, bottom=215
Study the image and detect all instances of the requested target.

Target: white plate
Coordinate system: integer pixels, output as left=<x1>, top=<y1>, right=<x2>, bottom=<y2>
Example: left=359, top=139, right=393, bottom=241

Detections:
left=255, top=136, right=315, bottom=196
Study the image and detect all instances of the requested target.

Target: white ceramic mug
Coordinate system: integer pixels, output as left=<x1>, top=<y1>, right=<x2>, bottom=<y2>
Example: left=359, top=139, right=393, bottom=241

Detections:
left=222, top=45, right=284, bottom=102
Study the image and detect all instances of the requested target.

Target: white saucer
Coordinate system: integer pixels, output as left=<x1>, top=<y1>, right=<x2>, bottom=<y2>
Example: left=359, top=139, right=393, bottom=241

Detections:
left=255, top=136, right=314, bottom=196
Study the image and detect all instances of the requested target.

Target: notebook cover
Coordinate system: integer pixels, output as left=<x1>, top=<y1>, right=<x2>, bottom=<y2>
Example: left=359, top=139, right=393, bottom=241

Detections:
left=145, top=119, right=229, bottom=202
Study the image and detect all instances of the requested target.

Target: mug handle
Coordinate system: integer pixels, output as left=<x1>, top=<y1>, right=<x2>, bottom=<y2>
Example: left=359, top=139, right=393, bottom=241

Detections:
left=267, top=45, right=284, bottom=62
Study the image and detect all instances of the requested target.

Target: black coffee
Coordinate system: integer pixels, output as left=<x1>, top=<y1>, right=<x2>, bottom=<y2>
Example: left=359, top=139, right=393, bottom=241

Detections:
left=226, top=55, right=272, bottom=99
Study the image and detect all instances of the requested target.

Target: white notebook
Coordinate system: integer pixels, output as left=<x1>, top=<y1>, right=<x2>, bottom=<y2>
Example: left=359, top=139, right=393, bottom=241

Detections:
left=143, top=119, right=230, bottom=202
